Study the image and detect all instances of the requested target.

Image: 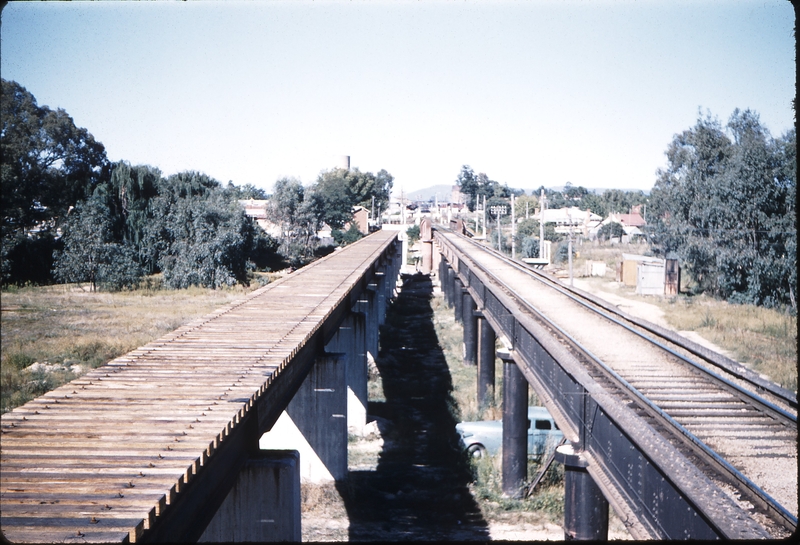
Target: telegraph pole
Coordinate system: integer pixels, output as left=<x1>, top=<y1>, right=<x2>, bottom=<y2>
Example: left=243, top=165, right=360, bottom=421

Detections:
left=511, top=194, right=516, bottom=259
left=567, top=207, right=574, bottom=287
left=539, top=189, right=546, bottom=260
left=482, top=195, right=487, bottom=239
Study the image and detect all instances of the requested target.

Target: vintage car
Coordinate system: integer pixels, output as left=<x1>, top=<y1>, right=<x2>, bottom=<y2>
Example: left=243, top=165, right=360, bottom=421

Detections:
left=455, top=406, right=564, bottom=459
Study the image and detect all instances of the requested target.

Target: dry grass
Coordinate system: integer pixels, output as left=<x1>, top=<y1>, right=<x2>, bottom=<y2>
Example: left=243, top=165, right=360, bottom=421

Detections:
left=659, top=294, right=797, bottom=391
left=562, top=240, right=796, bottom=392
left=1, top=282, right=263, bottom=413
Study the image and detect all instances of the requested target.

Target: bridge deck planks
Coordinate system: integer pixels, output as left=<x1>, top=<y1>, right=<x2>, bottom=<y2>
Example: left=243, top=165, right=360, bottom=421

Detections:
left=1, top=230, right=397, bottom=543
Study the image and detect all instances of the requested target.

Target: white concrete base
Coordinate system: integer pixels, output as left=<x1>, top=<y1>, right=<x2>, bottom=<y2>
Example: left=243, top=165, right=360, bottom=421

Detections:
left=347, top=386, right=367, bottom=435
left=259, top=412, right=334, bottom=483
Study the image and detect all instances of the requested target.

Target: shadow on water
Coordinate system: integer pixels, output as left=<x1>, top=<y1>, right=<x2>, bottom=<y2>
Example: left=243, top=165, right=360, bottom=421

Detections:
left=337, top=273, right=490, bottom=541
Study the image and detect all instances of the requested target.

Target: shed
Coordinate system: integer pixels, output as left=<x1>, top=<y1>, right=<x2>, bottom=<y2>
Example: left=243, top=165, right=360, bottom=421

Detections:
left=636, top=261, right=666, bottom=295
left=618, top=253, right=663, bottom=289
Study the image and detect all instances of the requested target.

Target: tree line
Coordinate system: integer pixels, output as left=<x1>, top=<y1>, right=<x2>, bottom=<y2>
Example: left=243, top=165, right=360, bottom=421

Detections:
left=455, top=108, right=796, bottom=312
left=1, top=79, right=392, bottom=290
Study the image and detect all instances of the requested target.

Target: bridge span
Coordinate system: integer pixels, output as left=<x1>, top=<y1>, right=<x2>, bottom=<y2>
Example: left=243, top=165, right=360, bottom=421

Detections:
left=2, top=224, right=796, bottom=542
left=432, top=225, right=796, bottom=540
left=1, top=230, right=401, bottom=543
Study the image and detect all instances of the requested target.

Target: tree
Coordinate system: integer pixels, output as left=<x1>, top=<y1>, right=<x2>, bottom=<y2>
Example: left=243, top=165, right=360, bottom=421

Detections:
left=52, top=196, right=142, bottom=291
left=332, top=224, right=364, bottom=246
left=2, top=79, right=110, bottom=284
left=514, top=194, right=539, bottom=220
left=267, top=177, right=320, bottom=263
left=650, top=109, right=796, bottom=310
left=225, top=181, right=269, bottom=200
left=597, top=221, right=625, bottom=241
left=310, top=167, right=392, bottom=229
left=521, top=237, right=540, bottom=258
left=103, top=162, right=162, bottom=273
left=456, top=166, right=479, bottom=211
left=156, top=189, right=256, bottom=289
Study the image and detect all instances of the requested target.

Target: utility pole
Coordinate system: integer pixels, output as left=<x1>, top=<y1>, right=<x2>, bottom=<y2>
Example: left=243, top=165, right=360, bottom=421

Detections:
left=539, top=189, right=546, bottom=260
left=511, top=194, right=516, bottom=259
left=567, top=207, right=574, bottom=287
left=475, top=193, right=481, bottom=236
left=482, top=195, right=487, bottom=239
left=401, top=188, right=405, bottom=226
left=490, top=205, right=507, bottom=254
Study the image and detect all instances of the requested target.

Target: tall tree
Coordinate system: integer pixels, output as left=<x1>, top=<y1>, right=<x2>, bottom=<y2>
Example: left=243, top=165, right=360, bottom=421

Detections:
left=1, top=79, right=109, bottom=236
left=650, top=109, right=795, bottom=310
left=52, top=196, right=142, bottom=292
left=310, top=167, right=393, bottom=229
left=156, top=188, right=256, bottom=289
left=1, top=79, right=109, bottom=284
left=268, top=177, right=320, bottom=262
left=456, top=166, right=479, bottom=211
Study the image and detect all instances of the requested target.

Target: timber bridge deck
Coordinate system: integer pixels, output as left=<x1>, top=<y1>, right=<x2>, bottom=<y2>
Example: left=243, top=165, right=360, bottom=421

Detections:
left=1, top=230, right=400, bottom=543
left=1, top=224, right=797, bottom=542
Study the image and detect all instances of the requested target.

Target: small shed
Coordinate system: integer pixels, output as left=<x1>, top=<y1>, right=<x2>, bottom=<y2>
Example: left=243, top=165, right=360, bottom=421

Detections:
left=615, top=253, right=680, bottom=295
left=637, top=261, right=666, bottom=295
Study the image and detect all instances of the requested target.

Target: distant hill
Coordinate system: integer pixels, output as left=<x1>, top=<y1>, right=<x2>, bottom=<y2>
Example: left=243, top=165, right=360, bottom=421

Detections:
left=395, top=184, right=455, bottom=202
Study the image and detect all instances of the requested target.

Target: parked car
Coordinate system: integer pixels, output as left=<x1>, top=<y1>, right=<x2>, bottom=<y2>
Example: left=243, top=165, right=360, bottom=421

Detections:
left=455, top=406, right=563, bottom=459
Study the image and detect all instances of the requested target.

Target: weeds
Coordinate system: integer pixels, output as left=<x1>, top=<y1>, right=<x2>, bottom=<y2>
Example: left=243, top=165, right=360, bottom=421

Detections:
left=652, top=294, right=797, bottom=390
left=430, top=282, right=566, bottom=524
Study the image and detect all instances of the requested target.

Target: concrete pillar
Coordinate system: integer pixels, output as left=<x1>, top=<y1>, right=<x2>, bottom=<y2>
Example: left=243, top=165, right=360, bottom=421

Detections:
left=372, top=273, right=387, bottom=326
left=199, top=450, right=301, bottom=542
left=259, top=354, right=348, bottom=482
left=364, top=287, right=379, bottom=362
left=326, top=315, right=366, bottom=434
left=462, top=292, right=478, bottom=366
left=420, top=218, right=433, bottom=274
left=555, top=443, right=609, bottom=540
left=441, top=262, right=449, bottom=305
left=453, top=277, right=463, bottom=323
left=445, top=265, right=455, bottom=308
left=432, top=241, right=442, bottom=280
left=501, top=351, right=528, bottom=498
left=478, top=317, right=496, bottom=410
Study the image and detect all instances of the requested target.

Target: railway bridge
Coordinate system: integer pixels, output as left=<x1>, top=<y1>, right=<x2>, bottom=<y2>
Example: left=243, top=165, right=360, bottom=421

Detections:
left=1, top=226, right=797, bottom=542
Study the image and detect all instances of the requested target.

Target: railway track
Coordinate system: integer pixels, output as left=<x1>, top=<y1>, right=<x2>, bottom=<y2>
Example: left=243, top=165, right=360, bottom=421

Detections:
left=436, top=229, right=797, bottom=538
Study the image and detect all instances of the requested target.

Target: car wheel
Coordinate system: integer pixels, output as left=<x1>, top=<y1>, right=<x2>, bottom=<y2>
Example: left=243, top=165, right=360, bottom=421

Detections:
left=467, top=444, right=486, bottom=459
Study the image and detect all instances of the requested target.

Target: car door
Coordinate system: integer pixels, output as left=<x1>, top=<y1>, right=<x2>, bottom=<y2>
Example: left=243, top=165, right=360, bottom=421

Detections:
left=528, top=418, right=554, bottom=457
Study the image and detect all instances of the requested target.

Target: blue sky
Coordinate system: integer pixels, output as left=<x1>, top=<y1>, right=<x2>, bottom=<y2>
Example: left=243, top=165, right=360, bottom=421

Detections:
left=1, top=0, right=794, bottom=195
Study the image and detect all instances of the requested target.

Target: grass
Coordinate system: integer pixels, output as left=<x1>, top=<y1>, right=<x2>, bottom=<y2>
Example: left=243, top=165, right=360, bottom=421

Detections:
left=1, top=281, right=264, bottom=413
left=659, top=294, right=797, bottom=391
left=429, top=284, right=561, bottom=524
left=557, top=239, right=796, bottom=392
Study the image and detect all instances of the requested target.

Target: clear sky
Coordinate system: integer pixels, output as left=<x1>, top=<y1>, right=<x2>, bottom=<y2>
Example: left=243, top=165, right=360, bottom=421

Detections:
left=1, top=0, right=794, bottom=195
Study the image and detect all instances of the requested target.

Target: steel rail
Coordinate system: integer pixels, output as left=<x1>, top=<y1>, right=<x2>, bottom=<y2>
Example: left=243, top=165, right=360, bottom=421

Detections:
left=480, top=235, right=797, bottom=412
left=497, top=273, right=799, bottom=533
left=482, top=243, right=797, bottom=424
left=435, top=228, right=796, bottom=537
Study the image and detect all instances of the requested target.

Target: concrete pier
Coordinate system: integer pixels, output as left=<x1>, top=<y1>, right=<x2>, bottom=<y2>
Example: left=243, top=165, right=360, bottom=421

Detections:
left=259, top=354, right=348, bottom=482
left=478, top=316, right=496, bottom=410
left=555, top=444, right=609, bottom=540
left=199, top=450, right=301, bottom=542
